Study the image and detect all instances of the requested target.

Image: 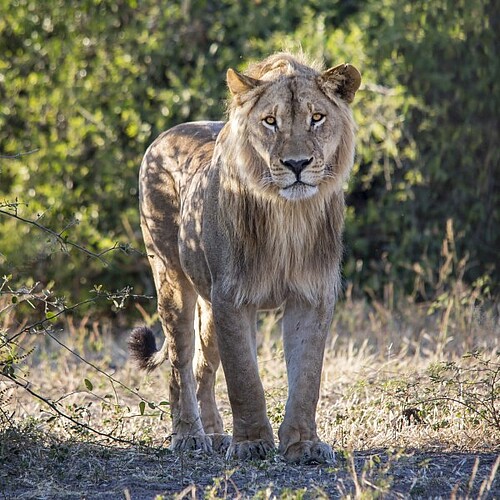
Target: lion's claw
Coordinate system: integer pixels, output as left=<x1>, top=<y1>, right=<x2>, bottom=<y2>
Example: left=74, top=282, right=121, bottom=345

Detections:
left=226, top=439, right=275, bottom=461
left=282, top=440, right=335, bottom=465
left=208, top=433, right=232, bottom=454
left=170, top=434, right=213, bottom=454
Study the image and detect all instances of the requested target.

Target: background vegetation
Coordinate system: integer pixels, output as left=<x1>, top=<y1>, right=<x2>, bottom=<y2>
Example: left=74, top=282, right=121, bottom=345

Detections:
left=0, top=0, right=498, bottom=317
left=1, top=2, right=498, bottom=496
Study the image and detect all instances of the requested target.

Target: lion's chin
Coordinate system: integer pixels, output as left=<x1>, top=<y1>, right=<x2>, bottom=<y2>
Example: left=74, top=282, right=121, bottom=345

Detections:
left=279, top=183, right=319, bottom=201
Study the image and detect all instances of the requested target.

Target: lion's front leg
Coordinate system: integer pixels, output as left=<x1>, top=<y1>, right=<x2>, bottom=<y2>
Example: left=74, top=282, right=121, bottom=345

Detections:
left=279, top=298, right=335, bottom=464
left=211, top=296, right=275, bottom=460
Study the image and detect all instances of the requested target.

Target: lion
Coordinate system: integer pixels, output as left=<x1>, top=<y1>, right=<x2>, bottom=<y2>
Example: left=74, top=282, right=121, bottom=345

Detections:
left=129, top=52, right=361, bottom=464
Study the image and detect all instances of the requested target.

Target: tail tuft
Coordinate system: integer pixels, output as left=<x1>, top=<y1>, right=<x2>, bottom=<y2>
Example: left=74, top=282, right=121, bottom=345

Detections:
left=128, top=327, right=159, bottom=371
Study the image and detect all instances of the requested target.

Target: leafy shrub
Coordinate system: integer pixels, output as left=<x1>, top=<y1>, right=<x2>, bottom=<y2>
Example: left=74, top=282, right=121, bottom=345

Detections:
left=0, top=0, right=497, bottom=314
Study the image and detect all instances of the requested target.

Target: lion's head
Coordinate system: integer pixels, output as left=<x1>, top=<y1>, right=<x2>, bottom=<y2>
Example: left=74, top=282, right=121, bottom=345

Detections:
left=223, top=53, right=361, bottom=202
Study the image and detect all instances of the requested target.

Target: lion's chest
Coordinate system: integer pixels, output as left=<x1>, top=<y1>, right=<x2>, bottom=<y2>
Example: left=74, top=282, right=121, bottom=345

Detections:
left=220, top=207, right=342, bottom=308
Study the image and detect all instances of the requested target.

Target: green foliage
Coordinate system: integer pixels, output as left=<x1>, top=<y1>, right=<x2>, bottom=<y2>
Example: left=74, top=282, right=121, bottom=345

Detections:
left=425, top=352, right=500, bottom=430
left=342, top=0, right=499, bottom=296
left=0, top=0, right=497, bottom=311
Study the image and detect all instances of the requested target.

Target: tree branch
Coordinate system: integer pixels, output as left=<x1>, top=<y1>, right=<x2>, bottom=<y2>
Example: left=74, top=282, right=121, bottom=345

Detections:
left=3, top=372, right=136, bottom=445
left=0, top=149, right=39, bottom=159
left=0, top=207, right=113, bottom=265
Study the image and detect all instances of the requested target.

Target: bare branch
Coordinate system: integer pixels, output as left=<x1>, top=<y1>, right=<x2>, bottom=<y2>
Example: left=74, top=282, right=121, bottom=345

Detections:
left=1, top=285, right=153, bottom=346
left=0, top=149, right=39, bottom=160
left=41, top=323, right=161, bottom=410
left=2, top=372, right=136, bottom=445
left=0, top=205, right=146, bottom=264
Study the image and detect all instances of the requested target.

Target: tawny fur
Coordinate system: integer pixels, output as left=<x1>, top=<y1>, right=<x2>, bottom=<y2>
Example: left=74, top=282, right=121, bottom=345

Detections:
left=130, top=52, right=361, bottom=463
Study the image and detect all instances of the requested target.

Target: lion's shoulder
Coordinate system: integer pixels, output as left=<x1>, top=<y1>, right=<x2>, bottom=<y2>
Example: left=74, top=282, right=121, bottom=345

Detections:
left=164, top=121, right=225, bottom=147
left=143, top=121, right=225, bottom=183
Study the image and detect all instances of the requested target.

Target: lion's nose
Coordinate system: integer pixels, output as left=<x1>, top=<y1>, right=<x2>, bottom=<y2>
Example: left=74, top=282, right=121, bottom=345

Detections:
left=280, top=157, right=313, bottom=177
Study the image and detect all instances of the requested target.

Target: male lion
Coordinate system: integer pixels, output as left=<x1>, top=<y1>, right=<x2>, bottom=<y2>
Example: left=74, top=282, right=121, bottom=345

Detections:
left=129, top=53, right=361, bottom=464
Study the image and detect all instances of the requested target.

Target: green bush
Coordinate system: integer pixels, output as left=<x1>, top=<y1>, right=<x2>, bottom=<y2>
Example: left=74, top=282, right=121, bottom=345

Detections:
left=343, top=0, right=499, bottom=298
left=0, top=0, right=497, bottom=318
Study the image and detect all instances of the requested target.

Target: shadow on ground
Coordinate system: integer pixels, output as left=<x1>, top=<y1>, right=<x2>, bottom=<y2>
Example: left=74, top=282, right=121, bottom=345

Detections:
left=1, top=428, right=499, bottom=498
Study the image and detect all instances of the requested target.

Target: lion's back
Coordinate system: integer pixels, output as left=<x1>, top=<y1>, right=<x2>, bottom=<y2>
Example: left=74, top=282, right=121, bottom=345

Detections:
left=142, top=121, right=224, bottom=180
left=139, top=120, right=224, bottom=215
left=139, top=121, right=224, bottom=298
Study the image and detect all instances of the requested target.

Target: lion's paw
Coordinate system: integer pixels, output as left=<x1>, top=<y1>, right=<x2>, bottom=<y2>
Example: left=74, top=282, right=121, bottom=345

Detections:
left=208, top=433, right=232, bottom=454
left=282, top=440, right=335, bottom=465
left=170, top=434, right=213, bottom=454
left=226, top=439, right=275, bottom=461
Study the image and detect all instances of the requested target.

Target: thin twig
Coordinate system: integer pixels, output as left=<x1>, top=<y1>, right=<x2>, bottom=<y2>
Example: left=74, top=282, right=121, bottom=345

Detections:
left=3, top=372, right=136, bottom=445
left=42, top=325, right=164, bottom=411
left=2, top=287, right=153, bottom=345
left=0, top=208, right=111, bottom=264
left=415, top=396, right=498, bottom=428
left=0, top=206, right=145, bottom=260
left=2, top=296, right=98, bottom=345
left=0, top=149, right=39, bottom=159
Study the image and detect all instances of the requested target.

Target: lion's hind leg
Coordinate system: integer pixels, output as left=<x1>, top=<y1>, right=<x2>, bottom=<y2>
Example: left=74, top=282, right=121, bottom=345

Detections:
left=139, top=171, right=213, bottom=454
left=154, top=270, right=214, bottom=453
left=194, top=297, right=231, bottom=454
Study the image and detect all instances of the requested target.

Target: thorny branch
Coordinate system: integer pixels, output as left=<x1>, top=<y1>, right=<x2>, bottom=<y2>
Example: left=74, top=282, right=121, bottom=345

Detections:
left=0, top=149, right=40, bottom=159
left=0, top=201, right=141, bottom=265
left=1, top=285, right=164, bottom=443
left=1, top=281, right=152, bottom=346
left=43, top=323, right=163, bottom=411
left=3, top=371, right=137, bottom=445
left=0, top=151, right=158, bottom=444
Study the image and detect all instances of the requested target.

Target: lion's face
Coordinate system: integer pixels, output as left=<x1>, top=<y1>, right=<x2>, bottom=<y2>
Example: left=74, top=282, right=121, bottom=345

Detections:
left=244, top=77, right=345, bottom=201
left=226, top=57, right=360, bottom=202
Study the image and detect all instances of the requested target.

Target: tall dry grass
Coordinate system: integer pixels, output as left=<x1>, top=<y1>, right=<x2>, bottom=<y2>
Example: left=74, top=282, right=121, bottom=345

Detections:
left=0, top=222, right=498, bottom=497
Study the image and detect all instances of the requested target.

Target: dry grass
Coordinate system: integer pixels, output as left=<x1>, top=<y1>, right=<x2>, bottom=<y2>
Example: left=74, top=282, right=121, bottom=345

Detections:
left=1, top=293, right=499, bottom=498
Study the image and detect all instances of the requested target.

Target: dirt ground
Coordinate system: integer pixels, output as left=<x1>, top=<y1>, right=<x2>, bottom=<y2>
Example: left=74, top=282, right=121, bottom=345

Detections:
left=2, top=302, right=499, bottom=498
left=2, top=427, right=499, bottom=499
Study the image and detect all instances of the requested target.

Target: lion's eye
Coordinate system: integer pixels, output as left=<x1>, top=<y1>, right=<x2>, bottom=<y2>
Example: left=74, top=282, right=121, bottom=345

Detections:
left=311, top=113, right=325, bottom=125
left=262, top=116, right=277, bottom=130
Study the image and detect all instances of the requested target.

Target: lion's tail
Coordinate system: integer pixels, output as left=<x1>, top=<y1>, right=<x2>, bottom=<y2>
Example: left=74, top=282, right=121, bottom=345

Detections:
left=128, top=327, right=168, bottom=372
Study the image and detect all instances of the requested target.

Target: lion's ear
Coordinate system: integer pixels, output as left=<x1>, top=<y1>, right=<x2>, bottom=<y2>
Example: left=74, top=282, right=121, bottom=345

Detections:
left=319, top=64, right=361, bottom=103
left=226, top=68, right=262, bottom=95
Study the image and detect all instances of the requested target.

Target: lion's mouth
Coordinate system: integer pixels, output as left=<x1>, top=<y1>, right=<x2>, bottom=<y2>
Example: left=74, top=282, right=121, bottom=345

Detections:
left=283, top=180, right=316, bottom=190
left=280, top=181, right=319, bottom=201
